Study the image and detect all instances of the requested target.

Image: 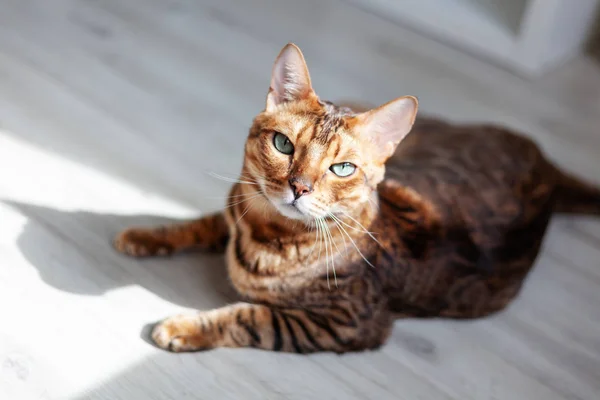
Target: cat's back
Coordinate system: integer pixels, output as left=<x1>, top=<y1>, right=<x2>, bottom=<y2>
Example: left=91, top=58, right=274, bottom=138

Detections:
left=374, top=117, right=558, bottom=313
left=389, top=117, right=543, bottom=180
left=381, top=116, right=555, bottom=228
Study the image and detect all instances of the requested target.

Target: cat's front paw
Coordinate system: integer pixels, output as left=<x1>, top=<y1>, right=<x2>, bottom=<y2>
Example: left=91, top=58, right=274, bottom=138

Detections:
left=151, top=313, right=213, bottom=352
left=114, top=228, right=173, bottom=257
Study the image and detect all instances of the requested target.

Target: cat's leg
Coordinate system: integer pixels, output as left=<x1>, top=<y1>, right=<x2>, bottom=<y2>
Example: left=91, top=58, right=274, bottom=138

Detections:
left=114, top=212, right=229, bottom=257
left=151, top=302, right=392, bottom=354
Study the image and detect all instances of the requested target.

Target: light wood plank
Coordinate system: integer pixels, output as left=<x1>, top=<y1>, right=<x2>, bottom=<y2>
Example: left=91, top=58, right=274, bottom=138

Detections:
left=1, top=0, right=599, bottom=399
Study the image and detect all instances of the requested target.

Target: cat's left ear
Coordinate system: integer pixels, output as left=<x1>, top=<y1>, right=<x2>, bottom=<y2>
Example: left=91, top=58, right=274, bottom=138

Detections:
left=354, top=96, right=418, bottom=162
left=266, top=43, right=315, bottom=112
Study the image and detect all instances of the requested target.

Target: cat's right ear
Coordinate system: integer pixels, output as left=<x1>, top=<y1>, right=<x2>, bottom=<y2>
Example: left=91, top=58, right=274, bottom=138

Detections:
left=266, top=43, right=315, bottom=112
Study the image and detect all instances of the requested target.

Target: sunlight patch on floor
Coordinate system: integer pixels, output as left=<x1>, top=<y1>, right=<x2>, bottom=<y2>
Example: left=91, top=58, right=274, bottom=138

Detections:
left=0, top=131, right=194, bottom=399
left=0, top=131, right=196, bottom=217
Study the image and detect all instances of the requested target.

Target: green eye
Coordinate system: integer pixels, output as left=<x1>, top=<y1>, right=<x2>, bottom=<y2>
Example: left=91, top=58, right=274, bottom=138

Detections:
left=273, top=132, right=294, bottom=155
left=330, top=162, right=356, bottom=177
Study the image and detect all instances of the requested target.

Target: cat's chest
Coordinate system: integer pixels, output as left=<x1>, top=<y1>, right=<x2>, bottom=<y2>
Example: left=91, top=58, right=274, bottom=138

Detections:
left=225, top=227, right=318, bottom=303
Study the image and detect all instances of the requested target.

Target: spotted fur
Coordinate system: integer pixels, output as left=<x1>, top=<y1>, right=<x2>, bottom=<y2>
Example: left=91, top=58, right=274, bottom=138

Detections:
left=115, top=44, right=600, bottom=354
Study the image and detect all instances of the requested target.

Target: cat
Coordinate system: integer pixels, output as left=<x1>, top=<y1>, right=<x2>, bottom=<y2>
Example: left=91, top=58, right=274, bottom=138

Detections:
left=114, top=43, right=600, bottom=354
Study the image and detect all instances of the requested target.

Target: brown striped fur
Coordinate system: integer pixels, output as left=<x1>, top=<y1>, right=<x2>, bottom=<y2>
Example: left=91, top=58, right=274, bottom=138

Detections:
left=114, top=44, right=600, bottom=354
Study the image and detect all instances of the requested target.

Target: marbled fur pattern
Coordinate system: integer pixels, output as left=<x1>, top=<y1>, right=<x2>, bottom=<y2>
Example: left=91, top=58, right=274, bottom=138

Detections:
left=114, top=44, right=600, bottom=354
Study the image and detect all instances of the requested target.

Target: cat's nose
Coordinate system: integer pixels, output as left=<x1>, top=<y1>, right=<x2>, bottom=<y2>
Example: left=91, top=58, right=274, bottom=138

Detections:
left=289, top=177, right=313, bottom=199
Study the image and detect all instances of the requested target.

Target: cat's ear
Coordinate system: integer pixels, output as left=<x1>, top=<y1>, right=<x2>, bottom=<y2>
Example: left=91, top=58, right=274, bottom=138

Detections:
left=355, top=96, right=418, bottom=162
left=266, top=43, right=315, bottom=112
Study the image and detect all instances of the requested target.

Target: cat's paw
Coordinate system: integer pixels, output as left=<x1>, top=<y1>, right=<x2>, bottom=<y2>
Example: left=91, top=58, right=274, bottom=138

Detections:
left=114, top=228, right=174, bottom=257
left=151, top=313, right=212, bottom=352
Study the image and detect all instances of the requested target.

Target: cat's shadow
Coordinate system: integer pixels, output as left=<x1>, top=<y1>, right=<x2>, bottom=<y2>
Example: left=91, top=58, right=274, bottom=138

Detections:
left=5, top=200, right=238, bottom=310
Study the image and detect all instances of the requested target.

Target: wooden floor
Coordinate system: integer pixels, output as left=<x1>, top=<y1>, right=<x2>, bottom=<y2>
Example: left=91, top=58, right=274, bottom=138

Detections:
left=1, top=0, right=600, bottom=399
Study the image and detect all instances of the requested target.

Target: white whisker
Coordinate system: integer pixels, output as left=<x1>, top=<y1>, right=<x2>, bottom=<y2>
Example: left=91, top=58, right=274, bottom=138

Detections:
left=367, top=195, right=379, bottom=211
left=332, top=218, right=349, bottom=257
left=227, top=191, right=263, bottom=199
left=318, top=219, right=330, bottom=290
left=307, top=219, right=319, bottom=261
left=235, top=203, right=254, bottom=225
left=328, top=213, right=375, bottom=268
left=207, top=171, right=259, bottom=185
left=316, top=218, right=324, bottom=282
left=323, top=220, right=338, bottom=288
left=223, top=193, right=264, bottom=209
left=205, top=191, right=262, bottom=200
left=337, top=211, right=382, bottom=248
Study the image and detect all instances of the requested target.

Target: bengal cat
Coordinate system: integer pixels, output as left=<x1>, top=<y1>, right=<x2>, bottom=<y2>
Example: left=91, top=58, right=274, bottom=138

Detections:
left=114, top=43, right=600, bottom=354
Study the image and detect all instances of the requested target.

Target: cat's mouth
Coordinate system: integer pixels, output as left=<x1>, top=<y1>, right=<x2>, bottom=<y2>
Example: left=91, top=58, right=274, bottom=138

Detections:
left=260, top=184, right=324, bottom=220
left=274, top=197, right=331, bottom=221
left=284, top=201, right=299, bottom=209
left=276, top=200, right=308, bottom=220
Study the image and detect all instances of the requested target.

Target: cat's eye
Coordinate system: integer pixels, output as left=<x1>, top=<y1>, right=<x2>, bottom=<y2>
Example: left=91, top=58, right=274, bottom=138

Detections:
left=273, top=132, right=294, bottom=155
left=330, top=162, right=356, bottom=177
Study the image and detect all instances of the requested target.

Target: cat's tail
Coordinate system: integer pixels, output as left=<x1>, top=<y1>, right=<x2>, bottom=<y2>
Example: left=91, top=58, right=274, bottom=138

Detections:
left=553, top=167, right=600, bottom=215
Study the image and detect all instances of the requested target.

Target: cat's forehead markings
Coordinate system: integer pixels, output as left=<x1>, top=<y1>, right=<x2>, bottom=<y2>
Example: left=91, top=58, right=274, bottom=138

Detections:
left=292, top=118, right=307, bottom=136
left=339, top=131, right=360, bottom=147
left=307, top=142, right=326, bottom=159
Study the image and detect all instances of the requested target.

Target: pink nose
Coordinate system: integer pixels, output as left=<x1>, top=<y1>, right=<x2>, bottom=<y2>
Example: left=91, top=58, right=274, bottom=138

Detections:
left=289, top=178, right=313, bottom=199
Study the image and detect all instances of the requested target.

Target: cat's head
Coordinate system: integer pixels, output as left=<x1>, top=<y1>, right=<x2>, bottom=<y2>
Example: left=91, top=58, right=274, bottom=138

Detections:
left=244, top=43, right=418, bottom=222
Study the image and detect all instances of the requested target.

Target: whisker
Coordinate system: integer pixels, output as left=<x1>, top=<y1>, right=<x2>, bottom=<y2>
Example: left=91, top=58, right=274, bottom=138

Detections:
left=307, top=219, right=320, bottom=262
left=367, top=195, right=380, bottom=211
left=223, top=193, right=264, bottom=209
left=331, top=217, right=349, bottom=258
left=320, top=219, right=329, bottom=289
left=239, top=172, right=279, bottom=189
left=235, top=203, right=254, bottom=225
left=337, top=211, right=382, bottom=248
left=205, top=191, right=262, bottom=200
left=227, top=191, right=263, bottom=198
left=316, top=218, right=324, bottom=284
left=323, top=220, right=338, bottom=288
left=207, top=171, right=259, bottom=185
left=328, top=213, right=375, bottom=268
left=319, top=219, right=331, bottom=290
